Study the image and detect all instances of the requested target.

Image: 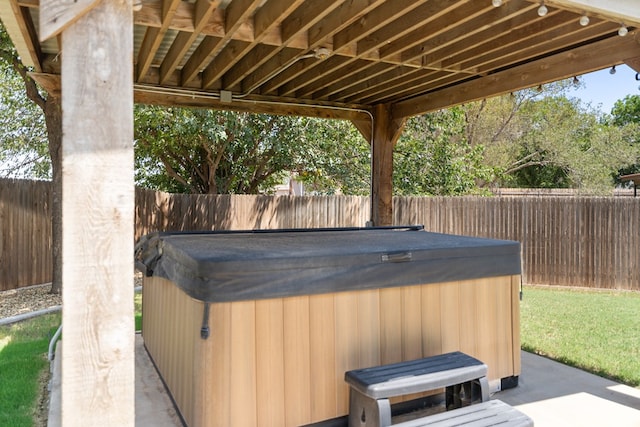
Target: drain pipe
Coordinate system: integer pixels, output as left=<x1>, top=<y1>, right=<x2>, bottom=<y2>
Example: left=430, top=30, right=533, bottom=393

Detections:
left=48, top=323, right=63, bottom=362
left=46, top=286, right=143, bottom=362
left=0, top=305, right=62, bottom=327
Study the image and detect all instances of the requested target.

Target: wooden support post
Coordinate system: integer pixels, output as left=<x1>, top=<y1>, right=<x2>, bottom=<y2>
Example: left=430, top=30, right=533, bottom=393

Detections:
left=56, top=0, right=135, bottom=425
left=369, top=104, right=405, bottom=226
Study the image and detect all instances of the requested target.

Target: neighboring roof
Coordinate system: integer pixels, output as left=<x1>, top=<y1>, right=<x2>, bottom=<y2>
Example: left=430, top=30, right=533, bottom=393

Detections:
left=1, top=0, right=639, bottom=120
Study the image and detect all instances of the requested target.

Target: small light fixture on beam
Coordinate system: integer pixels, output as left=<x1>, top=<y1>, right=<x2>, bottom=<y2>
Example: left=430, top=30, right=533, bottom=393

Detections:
left=618, top=24, right=629, bottom=37
left=492, top=0, right=503, bottom=7
left=579, top=14, right=590, bottom=26
left=610, top=66, right=617, bottom=75
left=314, top=47, right=332, bottom=60
left=536, top=85, right=543, bottom=93
left=573, top=76, right=579, bottom=85
left=537, top=2, right=548, bottom=17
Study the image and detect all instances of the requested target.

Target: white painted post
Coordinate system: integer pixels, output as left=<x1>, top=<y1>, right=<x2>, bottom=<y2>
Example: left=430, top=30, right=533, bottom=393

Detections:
left=57, top=0, right=135, bottom=425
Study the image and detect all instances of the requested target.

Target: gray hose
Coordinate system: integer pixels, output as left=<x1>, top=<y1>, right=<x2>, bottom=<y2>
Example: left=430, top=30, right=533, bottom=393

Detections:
left=0, top=305, right=62, bottom=327
left=48, top=323, right=63, bottom=361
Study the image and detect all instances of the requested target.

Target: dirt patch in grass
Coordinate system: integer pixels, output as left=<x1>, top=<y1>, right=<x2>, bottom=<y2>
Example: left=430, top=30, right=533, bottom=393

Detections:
left=33, top=357, right=51, bottom=427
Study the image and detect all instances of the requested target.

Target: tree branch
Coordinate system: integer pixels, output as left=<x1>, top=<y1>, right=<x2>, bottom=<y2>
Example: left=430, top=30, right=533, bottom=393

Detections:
left=10, top=55, right=46, bottom=111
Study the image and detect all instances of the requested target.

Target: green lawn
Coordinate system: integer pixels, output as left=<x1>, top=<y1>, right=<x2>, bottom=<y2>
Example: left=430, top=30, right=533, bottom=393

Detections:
left=0, top=293, right=142, bottom=427
left=0, top=313, right=61, bottom=427
left=520, top=286, right=640, bottom=387
left=135, top=292, right=142, bottom=332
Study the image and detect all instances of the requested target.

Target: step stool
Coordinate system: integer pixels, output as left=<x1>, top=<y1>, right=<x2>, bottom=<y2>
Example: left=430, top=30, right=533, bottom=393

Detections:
left=392, top=399, right=533, bottom=427
left=344, top=351, right=490, bottom=427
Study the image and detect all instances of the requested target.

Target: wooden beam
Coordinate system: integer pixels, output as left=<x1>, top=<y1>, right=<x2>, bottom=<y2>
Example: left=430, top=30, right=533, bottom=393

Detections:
left=196, top=0, right=262, bottom=88
left=39, top=0, right=100, bottom=41
left=378, top=0, right=489, bottom=60
left=217, top=0, right=305, bottom=89
left=271, top=0, right=429, bottom=99
left=234, top=0, right=345, bottom=95
left=306, top=0, right=386, bottom=47
left=58, top=0, right=134, bottom=425
left=290, top=0, right=465, bottom=100
left=332, top=0, right=430, bottom=52
left=625, top=57, right=640, bottom=73
left=371, top=103, right=405, bottom=226
left=136, top=0, right=182, bottom=81
left=400, top=0, right=535, bottom=65
left=134, top=0, right=310, bottom=49
left=28, top=72, right=61, bottom=97
left=0, top=0, right=41, bottom=69
left=134, top=86, right=373, bottom=121
left=351, top=119, right=373, bottom=144
left=392, top=31, right=640, bottom=119
left=357, top=0, right=463, bottom=56
left=546, top=0, right=640, bottom=27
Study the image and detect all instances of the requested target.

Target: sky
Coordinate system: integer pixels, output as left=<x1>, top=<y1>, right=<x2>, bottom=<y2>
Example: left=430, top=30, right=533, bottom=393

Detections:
left=567, top=64, right=639, bottom=114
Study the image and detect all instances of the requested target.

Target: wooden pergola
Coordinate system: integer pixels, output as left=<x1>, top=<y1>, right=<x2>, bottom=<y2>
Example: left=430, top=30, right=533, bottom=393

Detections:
left=0, top=0, right=638, bottom=425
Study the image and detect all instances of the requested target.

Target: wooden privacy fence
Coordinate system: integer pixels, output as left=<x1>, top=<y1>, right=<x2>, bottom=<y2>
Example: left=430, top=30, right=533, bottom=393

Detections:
left=136, top=189, right=640, bottom=291
left=2, top=179, right=639, bottom=291
left=0, top=178, right=52, bottom=291
left=134, top=188, right=370, bottom=238
left=394, top=196, right=640, bottom=290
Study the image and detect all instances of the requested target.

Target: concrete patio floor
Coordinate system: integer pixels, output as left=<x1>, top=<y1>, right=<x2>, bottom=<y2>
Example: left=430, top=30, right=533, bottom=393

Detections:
left=48, top=336, right=640, bottom=426
left=498, top=351, right=640, bottom=426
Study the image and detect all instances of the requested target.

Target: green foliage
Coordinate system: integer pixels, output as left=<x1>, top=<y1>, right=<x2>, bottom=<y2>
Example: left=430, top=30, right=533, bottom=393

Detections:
left=0, top=24, right=49, bottom=179
left=135, top=292, right=142, bottom=332
left=296, top=118, right=371, bottom=195
left=135, top=106, right=307, bottom=194
left=464, top=85, right=640, bottom=193
left=394, top=108, right=493, bottom=196
left=611, top=94, right=640, bottom=126
left=0, top=313, right=61, bottom=427
left=610, top=95, right=640, bottom=180
left=135, top=106, right=373, bottom=195
left=521, top=287, right=640, bottom=386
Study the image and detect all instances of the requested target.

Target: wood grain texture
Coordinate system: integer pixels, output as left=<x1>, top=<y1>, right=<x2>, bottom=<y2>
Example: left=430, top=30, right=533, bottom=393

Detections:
left=59, top=0, right=134, bottom=425
left=283, top=296, right=311, bottom=426
left=256, top=299, right=286, bottom=427
left=39, top=0, right=100, bottom=41
left=144, top=275, right=520, bottom=426
left=0, top=179, right=52, bottom=291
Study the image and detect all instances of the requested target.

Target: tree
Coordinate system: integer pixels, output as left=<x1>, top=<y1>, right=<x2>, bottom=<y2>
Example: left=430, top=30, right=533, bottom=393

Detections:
left=135, top=106, right=377, bottom=196
left=610, top=95, right=640, bottom=181
left=611, top=94, right=640, bottom=126
left=394, top=108, right=493, bottom=196
left=136, top=106, right=312, bottom=194
left=296, top=118, right=371, bottom=195
left=0, top=64, right=48, bottom=177
left=462, top=81, right=639, bottom=192
left=0, top=23, right=63, bottom=293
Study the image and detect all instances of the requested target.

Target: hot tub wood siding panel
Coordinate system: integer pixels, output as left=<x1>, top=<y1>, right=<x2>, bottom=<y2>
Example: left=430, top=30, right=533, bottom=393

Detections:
left=143, top=275, right=521, bottom=427
left=142, top=277, right=199, bottom=425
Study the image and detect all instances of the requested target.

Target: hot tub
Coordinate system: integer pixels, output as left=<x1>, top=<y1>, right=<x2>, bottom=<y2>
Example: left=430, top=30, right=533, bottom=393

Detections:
left=136, top=226, right=522, bottom=427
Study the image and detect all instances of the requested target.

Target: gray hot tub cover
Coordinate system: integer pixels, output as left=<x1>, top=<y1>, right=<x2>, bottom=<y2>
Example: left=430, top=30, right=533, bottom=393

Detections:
left=135, top=226, right=521, bottom=303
